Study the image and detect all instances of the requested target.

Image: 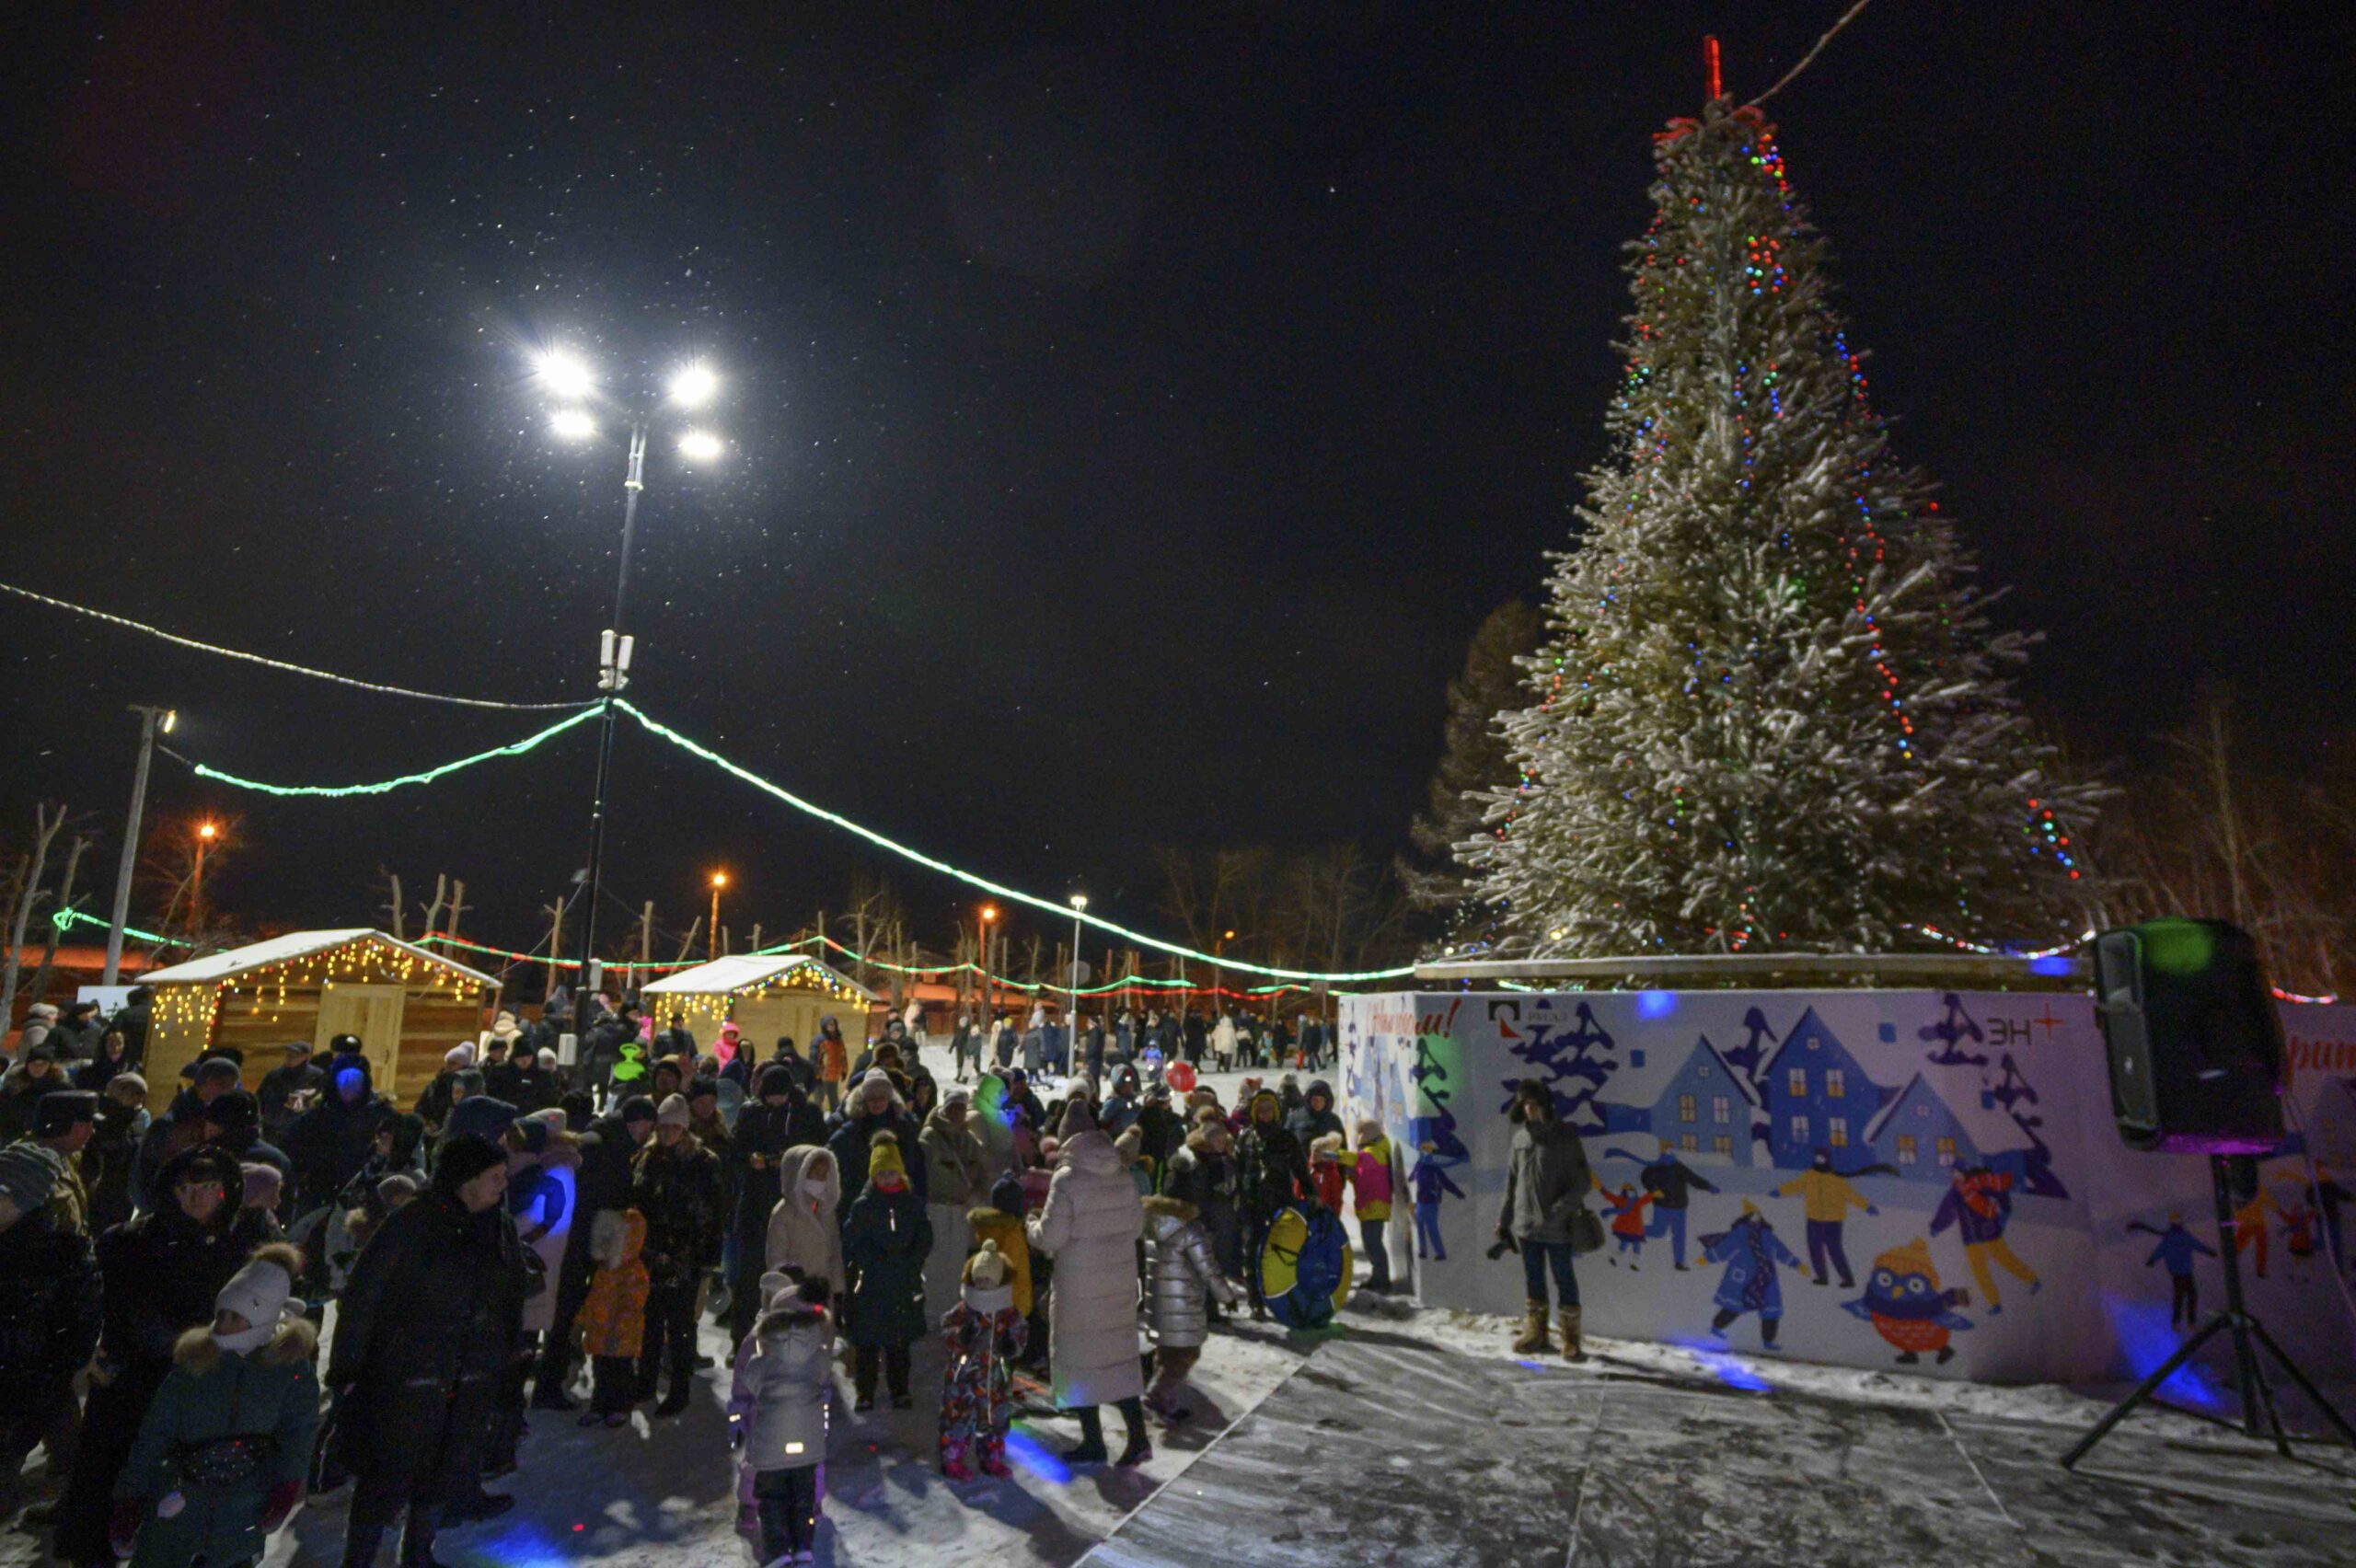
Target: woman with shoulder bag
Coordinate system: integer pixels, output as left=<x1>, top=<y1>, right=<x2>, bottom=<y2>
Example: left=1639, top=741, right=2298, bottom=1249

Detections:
left=1495, top=1078, right=1597, bottom=1363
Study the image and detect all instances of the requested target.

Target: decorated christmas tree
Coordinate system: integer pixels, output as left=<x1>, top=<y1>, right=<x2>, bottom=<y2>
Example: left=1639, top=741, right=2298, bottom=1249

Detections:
left=1463, top=97, right=2096, bottom=955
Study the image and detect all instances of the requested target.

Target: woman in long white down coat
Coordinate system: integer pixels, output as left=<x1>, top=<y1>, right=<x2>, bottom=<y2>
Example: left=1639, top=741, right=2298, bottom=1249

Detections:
left=1026, top=1101, right=1151, bottom=1466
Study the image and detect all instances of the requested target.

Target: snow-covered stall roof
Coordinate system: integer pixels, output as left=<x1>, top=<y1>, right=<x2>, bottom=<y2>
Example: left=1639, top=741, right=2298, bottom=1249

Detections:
left=641, top=953, right=879, bottom=1001
left=143, top=928, right=496, bottom=987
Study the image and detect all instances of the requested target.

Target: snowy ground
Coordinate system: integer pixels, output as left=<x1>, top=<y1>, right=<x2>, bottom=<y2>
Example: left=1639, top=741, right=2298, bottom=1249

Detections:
left=13, top=1059, right=2356, bottom=1565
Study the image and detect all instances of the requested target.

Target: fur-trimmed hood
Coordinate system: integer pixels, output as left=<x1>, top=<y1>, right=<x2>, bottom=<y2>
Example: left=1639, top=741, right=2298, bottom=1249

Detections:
left=172, top=1313, right=318, bottom=1373
left=1142, top=1193, right=1199, bottom=1224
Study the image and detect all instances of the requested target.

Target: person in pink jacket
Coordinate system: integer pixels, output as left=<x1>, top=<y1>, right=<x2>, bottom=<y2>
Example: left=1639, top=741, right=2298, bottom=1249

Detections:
left=1349, top=1119, right=1397, bottom=1293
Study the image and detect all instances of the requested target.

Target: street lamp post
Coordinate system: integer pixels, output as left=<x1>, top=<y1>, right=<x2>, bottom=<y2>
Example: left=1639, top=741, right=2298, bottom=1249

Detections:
left=191, top=822, right=219, bottom=934
left=979, top=905, right=1000, bottom=1020
left=537, top=352, right=723, bottom=1031
left=710, top=871, right=729, bottom=960
left=104, top=705, right=175, bottom=986
left=1067, top=894, right=1089, bottom=1051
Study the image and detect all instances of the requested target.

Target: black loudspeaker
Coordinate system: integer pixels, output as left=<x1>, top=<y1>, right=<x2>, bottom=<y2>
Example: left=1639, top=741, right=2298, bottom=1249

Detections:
left=2092, top=918, right=2285, bottom=1154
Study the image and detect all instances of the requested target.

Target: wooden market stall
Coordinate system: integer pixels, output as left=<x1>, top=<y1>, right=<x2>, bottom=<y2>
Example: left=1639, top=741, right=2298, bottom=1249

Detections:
left=138, top=929, right=496, bottom=1112
left=641, top=953, right=880, bottom=1055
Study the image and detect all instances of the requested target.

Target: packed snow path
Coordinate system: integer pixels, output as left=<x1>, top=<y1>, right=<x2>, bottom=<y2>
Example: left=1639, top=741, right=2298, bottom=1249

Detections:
left=1093, top=1327, right=2356, bottom=1567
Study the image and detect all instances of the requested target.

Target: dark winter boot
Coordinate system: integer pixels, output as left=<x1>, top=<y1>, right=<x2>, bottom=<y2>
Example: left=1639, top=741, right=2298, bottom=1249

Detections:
left=339, top=1523, right=387, bottom=1568
left=1510, top=1300, right=1553, bottom=1355
left=1116, top=1428, right=1154, bottom=1467
left=1559, top=1306, right=1587, bottom=1364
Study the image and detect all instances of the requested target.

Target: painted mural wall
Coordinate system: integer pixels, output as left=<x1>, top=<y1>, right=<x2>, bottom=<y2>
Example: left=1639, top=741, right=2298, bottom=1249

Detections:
left=1339, top=990, right=2356, bottom=1388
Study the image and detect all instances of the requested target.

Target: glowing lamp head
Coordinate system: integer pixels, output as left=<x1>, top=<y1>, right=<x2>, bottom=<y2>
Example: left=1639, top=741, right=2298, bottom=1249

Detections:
left=981, top=905, right=999, bottom=925
left=669, top=362, right=719, bottom=409
left=536, top=352, right=595, bottom=401
left=549, top=409, right=597, bottom=441
left=676, top=429, right=724, bottom=462
left=160, top=709, right=178, bottom=735
left=1069, top=894, right=1089, bottom=912
left=197, top=823, right=219, bottom=842
left=710, top=871, right=729, bottom=890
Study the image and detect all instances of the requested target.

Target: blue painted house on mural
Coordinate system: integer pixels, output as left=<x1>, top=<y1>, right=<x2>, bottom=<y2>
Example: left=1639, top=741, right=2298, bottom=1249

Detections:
left=1597, top=1034, right=1764, bottom=1167
left=1752, top=1009, right=1895, bottom=1170
left=1861, top=1071, right=2041, bottom=1185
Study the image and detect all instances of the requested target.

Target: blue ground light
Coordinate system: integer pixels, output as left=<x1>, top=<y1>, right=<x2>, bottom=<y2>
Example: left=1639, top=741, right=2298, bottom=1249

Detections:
left=1666, top=1337, right=1776, bottom=1391
left=1004, top=1424, right=1072, bottom=1484
left=469, top=1520, right=574, bottom=1568
left=2101, top=1294, right=2235, bottom=1412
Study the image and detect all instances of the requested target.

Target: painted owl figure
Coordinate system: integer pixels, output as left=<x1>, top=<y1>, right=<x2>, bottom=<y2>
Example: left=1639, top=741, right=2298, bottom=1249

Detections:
left=1842, top=1237, right=1971, bottom=1365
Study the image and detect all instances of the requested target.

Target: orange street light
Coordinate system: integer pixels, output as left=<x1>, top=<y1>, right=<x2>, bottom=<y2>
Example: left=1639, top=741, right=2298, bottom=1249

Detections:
left=709, top=871, right=729, bottom=959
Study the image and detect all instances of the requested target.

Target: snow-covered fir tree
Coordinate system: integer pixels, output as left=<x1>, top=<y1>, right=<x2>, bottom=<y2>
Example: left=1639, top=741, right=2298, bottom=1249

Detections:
left=1462, top=98, right=2096, bottom=955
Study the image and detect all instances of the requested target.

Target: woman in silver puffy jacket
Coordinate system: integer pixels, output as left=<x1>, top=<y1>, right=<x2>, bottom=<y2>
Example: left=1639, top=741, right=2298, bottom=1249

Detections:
left=1140, top=1193, right=1239, bottom=1420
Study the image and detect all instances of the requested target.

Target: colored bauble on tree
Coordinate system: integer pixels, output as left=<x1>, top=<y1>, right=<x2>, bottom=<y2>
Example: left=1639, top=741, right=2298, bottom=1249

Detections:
left=1461, top=96, right=2097, bottom=956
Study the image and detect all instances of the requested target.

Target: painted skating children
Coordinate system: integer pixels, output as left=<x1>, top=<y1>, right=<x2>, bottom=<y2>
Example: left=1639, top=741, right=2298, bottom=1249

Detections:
left=1409, top=1138, right=1462, bottom=1262
left=938, top=1241, right=1026, bottom=1481
left=729, top=1274, right=834, bottom=1566
left=1601, top=1182, right=1655, bottom=1266
left=573, top=1207, right=651, bottom=1426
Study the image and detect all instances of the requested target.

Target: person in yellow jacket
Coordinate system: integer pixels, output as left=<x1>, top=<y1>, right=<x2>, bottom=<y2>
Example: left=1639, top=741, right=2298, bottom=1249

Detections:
left=1777, top=1149, right=1877, bottom=1290
left=573, top=1208, right=651, bottom=1426
left=1348, top=1119, right=1396, bottom=1293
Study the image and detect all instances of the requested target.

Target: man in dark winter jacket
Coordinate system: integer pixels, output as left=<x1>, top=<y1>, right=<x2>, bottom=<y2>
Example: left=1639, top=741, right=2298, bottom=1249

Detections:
left=281, top=1057, right=388, bottom=1214
left=0, top=1146, right=102, bottom=1523
left=330, top=1136, right=528, bottom=1566
left=532, top=1096, right=656, bottom=1409
left=132, top=1055, right=242, bottom=1211
left=255, top=1042, right=323, bottom=1145
left=1285, top=1079, right=1345, bottom=1147
left=629, top=1097, right=724, bottom=1414
left=1235, top=1088, right=1310, bottom=1319
left=1497, top=1079, right=1595, bottom=1361
left=0, top=1043, right=72, bottom=1145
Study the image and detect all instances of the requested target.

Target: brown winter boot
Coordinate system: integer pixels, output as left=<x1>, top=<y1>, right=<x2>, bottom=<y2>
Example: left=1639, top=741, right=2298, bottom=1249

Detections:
left=1559, top=1306, right=1587, bottom=1363
left=1511, top=1299, right=1553, bottom=1355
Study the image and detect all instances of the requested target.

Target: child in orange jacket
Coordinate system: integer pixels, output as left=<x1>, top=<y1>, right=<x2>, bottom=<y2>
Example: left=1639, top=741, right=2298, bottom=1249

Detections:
left=574, top=1207, right=651, bottom=1426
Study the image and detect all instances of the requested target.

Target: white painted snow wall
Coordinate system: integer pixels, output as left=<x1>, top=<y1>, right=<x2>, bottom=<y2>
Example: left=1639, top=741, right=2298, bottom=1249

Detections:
left=1339, top=989, right=2356, bottom=1388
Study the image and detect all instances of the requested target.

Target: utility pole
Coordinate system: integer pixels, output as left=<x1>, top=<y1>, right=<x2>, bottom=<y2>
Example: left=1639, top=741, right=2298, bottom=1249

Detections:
left=104, top=705, right=173, bottom=986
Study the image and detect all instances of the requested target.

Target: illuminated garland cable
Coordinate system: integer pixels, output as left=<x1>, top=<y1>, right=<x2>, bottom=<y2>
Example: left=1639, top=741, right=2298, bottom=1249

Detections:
left=0, top=580, right=593, bottom=711
left=189, top=704, right=603, bottom=796
left=52, top=907, right=191, bottom=948
left=1906, top=924, right=2092, bottom=961
left=614, top=701, right=1416, bottom=983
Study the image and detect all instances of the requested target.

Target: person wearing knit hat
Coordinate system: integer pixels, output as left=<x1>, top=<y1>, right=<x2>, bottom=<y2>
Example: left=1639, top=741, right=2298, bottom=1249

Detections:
left=240, top=1161, right=284, bottom=1214
left=1058, top=1096, right=1099, bottom=1140
left=432, top=1133, right=510, bottom=1200
left=628, top=1084, right=725, bottom=1417
left=0, top=1140, right=60, bottom=1227
left=1112, top=1123, right=1154, bottom=1196
left=33, top=1088, right=98, bottom=1142
left=938, top=1239, right=1026, bottom=1481
left=842, top=1130, right=929, bottom=1411
left=107, top=1241, right=318, bottom=1565
left=729, top=1258, right=833, bottom=1562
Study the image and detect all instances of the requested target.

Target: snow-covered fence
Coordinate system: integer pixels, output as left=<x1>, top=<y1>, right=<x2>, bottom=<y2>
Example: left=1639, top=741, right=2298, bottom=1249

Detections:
left=1340, top=989, right=2356, bottom=1387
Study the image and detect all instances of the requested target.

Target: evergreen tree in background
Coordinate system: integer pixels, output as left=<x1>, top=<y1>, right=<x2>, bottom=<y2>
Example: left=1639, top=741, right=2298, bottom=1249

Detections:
left=1462, top=98, right=2096, bottom=955
left=1400, top=598, right=1545, bottom=914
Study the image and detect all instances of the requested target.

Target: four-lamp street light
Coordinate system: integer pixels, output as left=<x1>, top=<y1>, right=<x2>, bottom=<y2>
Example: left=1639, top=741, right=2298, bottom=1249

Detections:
left=532, top=347, right=728, bottom=1025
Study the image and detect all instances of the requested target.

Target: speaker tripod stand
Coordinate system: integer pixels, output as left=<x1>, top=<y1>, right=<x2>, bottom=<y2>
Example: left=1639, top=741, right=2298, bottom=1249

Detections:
left=2063, top=1155, right=2356, bottom=1469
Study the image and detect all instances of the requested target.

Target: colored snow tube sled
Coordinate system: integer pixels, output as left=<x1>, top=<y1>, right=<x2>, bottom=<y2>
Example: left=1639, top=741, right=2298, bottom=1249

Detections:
left=1261, top=1203, right=1352, bottom=1330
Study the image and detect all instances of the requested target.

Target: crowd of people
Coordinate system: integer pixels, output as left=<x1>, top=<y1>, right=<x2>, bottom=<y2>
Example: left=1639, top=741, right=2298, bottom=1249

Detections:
left=0, top=987, right=1422, bottom=1568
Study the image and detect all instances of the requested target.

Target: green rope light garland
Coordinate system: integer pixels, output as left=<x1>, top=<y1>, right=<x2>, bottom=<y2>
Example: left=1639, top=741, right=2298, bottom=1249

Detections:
left=174, top=700, right=1414, bottom=985
left=190, top=705, right=603, bottom=797
left=615, top=701, right=1414, bottom=983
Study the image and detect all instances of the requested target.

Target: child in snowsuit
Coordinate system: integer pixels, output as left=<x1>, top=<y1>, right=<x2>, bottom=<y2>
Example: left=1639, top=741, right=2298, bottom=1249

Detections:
left=1141, top=1194, right=1239, bottom=1421
left=938, top=1241, right=1026, bottom=1480
left=1308, top=1133, right=1348, bottom=1216
left=110, top=1244, right=318, bottom=1568
left=729, top=1275, right=833, bottom=1564
left=574, top=1207, right=652, bottom=1425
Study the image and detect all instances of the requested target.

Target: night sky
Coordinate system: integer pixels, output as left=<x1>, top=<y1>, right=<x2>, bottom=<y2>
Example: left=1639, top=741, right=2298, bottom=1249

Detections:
left=3, top=5, right=2350, bottom=966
